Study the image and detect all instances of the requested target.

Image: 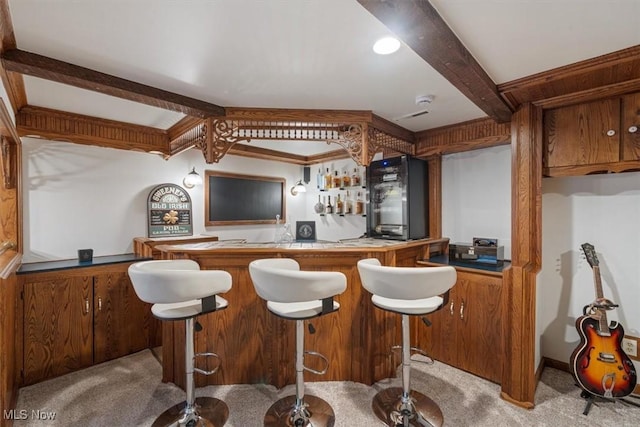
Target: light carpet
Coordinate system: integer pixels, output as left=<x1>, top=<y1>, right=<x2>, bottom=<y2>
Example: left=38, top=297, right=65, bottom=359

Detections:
left=13, top=349, right=640, bottom=426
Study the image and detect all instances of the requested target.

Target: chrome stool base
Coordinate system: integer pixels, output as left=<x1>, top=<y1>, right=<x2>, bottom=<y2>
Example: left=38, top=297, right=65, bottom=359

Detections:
left=264, top=395, right=335, bottom=427
left=151, top=397, right=229, bottom=427
left=372, top=387, right=443, bottom=427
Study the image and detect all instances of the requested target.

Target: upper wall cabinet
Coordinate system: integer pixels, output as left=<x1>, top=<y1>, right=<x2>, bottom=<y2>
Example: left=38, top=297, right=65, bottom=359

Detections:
left=543, top=92, right=640, bottom=177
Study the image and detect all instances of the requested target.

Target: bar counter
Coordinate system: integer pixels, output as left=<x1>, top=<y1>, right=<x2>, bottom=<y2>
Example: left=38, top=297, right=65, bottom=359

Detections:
left=150, top=237, right=449, bottom=390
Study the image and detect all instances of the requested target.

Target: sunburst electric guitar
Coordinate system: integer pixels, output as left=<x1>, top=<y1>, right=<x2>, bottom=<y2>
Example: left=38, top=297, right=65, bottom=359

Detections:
left=570, top=243, right=637, bottom=398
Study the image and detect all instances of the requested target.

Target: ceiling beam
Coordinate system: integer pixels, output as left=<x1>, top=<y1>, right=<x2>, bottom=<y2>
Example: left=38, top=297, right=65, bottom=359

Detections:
left=1, top=49, right=225, bottom=118
left=357, top=0, right=512, bottom=123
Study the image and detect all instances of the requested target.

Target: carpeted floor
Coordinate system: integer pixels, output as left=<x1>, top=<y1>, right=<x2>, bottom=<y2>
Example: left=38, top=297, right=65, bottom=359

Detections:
left=13, top=349, right=640, bottom=426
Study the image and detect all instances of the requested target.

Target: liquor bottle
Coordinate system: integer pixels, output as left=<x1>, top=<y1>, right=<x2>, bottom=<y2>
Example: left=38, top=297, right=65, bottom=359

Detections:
left=345, top=190, right=353, bottom=214
left=326, top=195, right=333, bottom=214
left=332, top=170, right=342, bottom=189
left=355, top=192, right=364, bottom=215
left=324, top=168, right=332, bottom=189
left=336, top=194, right=343, bottom=215
left=342, top=169, right=351, bottom=188
left=317, top=168, right=324, bottom=190
left=352, top=167, right=361, bottom=187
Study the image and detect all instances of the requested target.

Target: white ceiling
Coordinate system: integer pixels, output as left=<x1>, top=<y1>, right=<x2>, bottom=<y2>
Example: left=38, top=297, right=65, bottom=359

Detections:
left=7, top=0, right=640, bottom=143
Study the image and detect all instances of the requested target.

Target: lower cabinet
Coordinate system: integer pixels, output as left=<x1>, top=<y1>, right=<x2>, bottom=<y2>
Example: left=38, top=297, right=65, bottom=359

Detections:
left=20, top=262, right=159, bottom=385
left=417, top=268, right=503, bottom=383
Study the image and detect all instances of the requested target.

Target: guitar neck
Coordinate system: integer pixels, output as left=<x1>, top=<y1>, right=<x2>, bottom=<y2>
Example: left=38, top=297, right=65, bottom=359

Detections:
left=592, top=265, right=610, bottom=334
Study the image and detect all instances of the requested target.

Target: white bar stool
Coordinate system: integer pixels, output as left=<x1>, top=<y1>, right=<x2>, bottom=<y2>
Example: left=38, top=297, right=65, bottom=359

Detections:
left=128, top=259, right=232, bottom=427
left=249, top=258, right=347, bottom=427
left=357, top=258, right=457, bottom=427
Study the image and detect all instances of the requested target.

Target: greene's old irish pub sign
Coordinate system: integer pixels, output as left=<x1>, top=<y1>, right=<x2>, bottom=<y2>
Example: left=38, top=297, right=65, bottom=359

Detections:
left=147, top=184, right=193, bottom=237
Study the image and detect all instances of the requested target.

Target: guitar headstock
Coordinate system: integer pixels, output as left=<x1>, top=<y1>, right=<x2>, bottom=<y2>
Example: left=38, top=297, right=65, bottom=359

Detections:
left=581, top=242, right=599, bottom=268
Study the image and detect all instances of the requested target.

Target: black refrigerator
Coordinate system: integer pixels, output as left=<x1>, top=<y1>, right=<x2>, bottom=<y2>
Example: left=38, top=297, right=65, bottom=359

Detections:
left=367, top=155, right=428, bottom=240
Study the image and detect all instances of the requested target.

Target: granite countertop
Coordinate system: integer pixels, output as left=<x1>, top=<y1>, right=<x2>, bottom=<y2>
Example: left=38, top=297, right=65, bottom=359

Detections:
left=17, top=253, right=152, bottom=274
left=424, top=254, right=510, bottom=273
left=159, top=237, right=426, bottom=251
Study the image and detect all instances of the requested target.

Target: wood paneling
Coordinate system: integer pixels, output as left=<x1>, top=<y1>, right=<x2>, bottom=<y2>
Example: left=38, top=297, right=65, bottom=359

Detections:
left=1, top=49, right=225, bottom=118
left=16, top=105, right=170, bottom=154
left=501, top=103, right=542, bottom=408
left=427, top=157, right=442, bottom=239
left=357, top=0, right=512, bottom=123
left=499, top=45, right=640, bottom=110
left=0, top=255, right=18, bottom=427
left=415, top=117, right=511, bottom=158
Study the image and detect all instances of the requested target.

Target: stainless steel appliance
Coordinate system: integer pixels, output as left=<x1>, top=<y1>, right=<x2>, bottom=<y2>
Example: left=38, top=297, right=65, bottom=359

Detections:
left=367, top=155, right=427, bottom=240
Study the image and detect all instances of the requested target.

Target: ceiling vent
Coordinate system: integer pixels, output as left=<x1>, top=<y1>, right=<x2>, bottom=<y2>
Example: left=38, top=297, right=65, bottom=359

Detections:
left=393, top=109, right=430, bottom=121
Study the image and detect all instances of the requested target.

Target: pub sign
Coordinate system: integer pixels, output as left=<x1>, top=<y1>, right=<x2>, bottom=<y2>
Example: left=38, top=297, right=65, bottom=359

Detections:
left=147, top=183, right=193, bottom=237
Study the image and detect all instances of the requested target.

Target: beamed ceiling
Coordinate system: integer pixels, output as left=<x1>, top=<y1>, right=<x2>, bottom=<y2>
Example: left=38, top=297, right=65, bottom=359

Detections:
left=0, top=0, right=639, bottom=165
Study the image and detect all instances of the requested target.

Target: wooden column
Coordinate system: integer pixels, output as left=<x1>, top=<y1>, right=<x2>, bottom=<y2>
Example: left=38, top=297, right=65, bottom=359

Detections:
left=501, top=103, right=542, bottom=408
left=427, top=156, right=442, bottom=239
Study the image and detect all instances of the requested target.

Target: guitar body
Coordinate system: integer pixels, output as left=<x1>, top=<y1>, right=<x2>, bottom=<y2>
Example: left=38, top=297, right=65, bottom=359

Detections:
left=570, top=315, right=637, bottom=398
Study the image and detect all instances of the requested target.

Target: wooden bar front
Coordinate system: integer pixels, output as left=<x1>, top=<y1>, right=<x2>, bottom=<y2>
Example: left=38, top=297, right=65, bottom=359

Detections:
left=151, top=238, right=448, bottom=390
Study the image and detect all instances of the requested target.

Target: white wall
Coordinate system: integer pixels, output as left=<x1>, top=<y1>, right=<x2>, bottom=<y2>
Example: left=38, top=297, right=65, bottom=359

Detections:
left=442, top=145, right=512, bottom=258
left=539, top=172, right=640, bottom=374
left=21, top=138, right=364, bottom=262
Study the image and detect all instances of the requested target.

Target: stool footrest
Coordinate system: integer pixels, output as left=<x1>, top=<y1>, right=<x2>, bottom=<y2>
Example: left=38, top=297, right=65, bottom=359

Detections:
left=193, top=352, right=221, bottom=376
left=303, top=350, right=329, bottom=375
left=390, top=345, right=434, bottom=365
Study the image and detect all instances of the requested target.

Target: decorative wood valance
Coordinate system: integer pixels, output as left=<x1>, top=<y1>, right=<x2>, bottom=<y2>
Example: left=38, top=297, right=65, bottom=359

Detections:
left=168, top=108, right=416, bottom=166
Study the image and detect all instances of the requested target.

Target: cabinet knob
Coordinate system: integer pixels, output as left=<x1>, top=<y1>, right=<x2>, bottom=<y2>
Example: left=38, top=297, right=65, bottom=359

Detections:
left=606, top=129, right=616, bottom=137
left=629, top=126, right=638, bottom=134
left=84, top=299, right=90, bottom=314
left=459, top=300, right=465, bottom=319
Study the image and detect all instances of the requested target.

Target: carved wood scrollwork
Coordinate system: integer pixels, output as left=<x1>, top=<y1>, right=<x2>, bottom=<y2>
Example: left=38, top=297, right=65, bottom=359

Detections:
left=200, top=119, right=252, bottom=163
left=0, top=136, right=16, bottom=189
left=327, top=123, right=366, bottom=166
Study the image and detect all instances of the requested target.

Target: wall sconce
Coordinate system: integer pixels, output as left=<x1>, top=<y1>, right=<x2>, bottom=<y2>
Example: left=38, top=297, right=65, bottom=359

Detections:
left=183, top=167, right=203, bottom=189
left=290, top=180, right=307, bottom=196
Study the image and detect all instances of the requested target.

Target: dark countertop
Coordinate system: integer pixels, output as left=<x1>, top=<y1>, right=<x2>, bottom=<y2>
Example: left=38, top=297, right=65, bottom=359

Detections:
left=17, top=253, right=151, bottom=274
left=421, top=254, right=510, bottom=274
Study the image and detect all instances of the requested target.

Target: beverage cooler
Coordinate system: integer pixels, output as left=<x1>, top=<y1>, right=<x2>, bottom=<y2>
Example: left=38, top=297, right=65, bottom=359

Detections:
left=367, top=155, right=428, bottom=240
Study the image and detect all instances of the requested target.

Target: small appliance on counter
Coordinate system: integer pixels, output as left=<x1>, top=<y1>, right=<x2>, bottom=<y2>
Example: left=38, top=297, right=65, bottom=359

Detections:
left=449, top=237, right=504, bottom=266
left=367, top=155, right=428, bottom=240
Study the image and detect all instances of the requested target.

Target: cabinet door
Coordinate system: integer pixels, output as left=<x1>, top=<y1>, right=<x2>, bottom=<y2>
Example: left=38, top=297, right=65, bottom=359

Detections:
left=455, top=271, right=503, bottom=383
left=418, top=286, right=459, bottom=367
left=23, top=277, right=93, bottom=385
left=93, top=271, right=154, bottom=364
left=622, top=92, right=640, bottom=160
left=544, top=99, right=620, bottom=167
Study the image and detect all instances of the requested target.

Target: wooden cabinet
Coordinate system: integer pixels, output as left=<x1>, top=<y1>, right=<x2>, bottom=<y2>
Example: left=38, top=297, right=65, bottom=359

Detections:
left=543, top=92, right=640, bottom=176
left=23, top=276, right=93, bottom=385
left=19, top=261, right=158, bottom=385
left=93, top=271, right=156, bottom=364
left=417, top=268, right=503, bottom=383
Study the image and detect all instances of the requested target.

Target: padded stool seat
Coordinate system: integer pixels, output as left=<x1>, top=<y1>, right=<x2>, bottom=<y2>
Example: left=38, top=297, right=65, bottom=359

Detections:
left=249, top=257, right=347, bottom=427
left=128, top=259, right=232, bottom=427
left=358, top=258, right=456, bottom=427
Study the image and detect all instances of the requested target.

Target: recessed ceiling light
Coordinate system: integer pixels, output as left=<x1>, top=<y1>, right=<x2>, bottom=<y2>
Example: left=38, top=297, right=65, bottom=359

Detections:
left=373, top=37, right=401, bottom=55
